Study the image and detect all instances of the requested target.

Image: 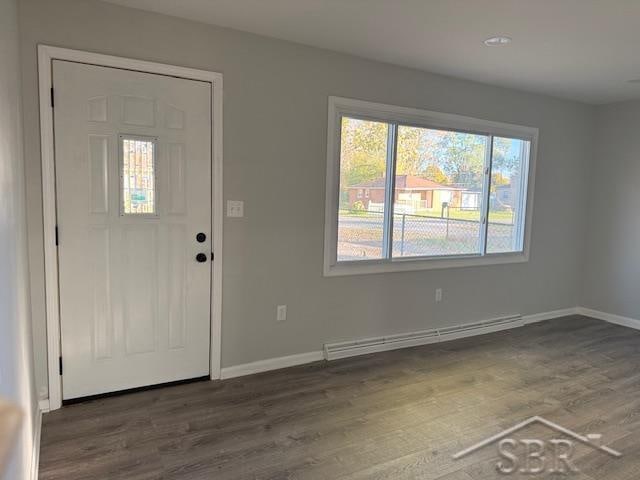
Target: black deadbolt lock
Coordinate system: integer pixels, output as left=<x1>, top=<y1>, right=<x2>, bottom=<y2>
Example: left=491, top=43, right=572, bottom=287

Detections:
left=196, top=232, right=206, bottom=243
left=196, top=253, right=207, bottom=263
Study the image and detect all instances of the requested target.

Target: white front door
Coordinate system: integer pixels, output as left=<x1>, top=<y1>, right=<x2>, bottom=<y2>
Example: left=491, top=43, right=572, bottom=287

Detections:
left=53, top=60, right=212, bottom=400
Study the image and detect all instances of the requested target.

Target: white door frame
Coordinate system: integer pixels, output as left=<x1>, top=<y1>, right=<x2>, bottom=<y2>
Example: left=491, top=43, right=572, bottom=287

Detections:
left=37, top=45, right=223, bottom=411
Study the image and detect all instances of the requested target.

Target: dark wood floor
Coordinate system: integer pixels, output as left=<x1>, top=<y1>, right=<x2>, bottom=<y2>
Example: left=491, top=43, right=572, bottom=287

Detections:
left=39, top=316, right=640, bottom=479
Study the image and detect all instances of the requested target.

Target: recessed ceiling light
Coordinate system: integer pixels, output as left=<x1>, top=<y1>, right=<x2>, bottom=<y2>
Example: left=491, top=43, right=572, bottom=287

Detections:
left=484, top=36, right=512, bottom=46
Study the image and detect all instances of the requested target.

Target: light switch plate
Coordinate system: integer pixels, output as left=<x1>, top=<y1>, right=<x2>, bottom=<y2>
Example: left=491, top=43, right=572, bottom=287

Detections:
left=227, top=200, right=244, bottom=218
left=277, top=305, right=287, bottom=322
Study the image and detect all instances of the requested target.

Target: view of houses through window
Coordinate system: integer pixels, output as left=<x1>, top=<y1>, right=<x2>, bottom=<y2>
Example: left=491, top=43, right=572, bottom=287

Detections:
left=338, top=118, right=390, bottom=260
left=337, top=116, right=530, bottom=262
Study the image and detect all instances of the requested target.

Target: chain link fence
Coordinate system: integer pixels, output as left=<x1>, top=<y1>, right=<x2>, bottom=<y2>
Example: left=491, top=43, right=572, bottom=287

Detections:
left=337, top=210, right=516, bottom=261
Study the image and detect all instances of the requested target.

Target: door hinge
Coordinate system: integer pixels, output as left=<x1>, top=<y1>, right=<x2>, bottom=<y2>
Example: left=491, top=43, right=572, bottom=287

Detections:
left=211, top=251, right=214, bottom=261
left=55, top=225, right=59, bottom=246
left=50, top=87, right=55, bottom=108
left=59, top=356, right=63, bottom=376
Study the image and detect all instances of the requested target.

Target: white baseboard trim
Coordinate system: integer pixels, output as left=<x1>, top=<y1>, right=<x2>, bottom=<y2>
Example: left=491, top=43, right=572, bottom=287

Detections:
left=219, top=307, right=579, bottom=380
left=38, top=399, right=50, bottom=413
left=220, top=351, right=324, bottom=379
left=30, top=407, right=43, bottom=480
left=523, top=307, right=579, bottom=324
left=577, top=307, right=640, bottom=330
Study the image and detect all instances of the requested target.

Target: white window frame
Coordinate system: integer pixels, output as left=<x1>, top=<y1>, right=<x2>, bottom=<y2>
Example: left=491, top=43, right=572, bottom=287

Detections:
left=323, top=96, right=538, bottom=277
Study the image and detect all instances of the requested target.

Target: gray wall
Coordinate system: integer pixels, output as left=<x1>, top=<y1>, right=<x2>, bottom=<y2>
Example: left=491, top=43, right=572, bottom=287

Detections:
left=0, top=0, right=38, bottom=478
left=582, top=102, right=640, bottom=318
left=19, top=0, right=595, bottom=399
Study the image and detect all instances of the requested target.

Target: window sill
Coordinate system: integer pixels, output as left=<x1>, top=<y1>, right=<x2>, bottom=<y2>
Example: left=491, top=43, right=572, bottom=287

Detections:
left=323, top=251, right=529, bottom=277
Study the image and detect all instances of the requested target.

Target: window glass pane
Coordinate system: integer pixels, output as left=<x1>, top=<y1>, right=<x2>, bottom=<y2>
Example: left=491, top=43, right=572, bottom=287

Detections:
left=337, top=117, right=390, bottom=261
left=122, top=137, right=156, bottom=215
left=392, top=126, right=487, bottom=257
left=486, top=137, right=529, bottom=253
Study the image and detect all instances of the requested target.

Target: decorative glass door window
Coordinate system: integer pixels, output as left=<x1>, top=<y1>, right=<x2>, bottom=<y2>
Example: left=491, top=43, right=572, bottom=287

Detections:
left=120, top=135, right=157, bottom=215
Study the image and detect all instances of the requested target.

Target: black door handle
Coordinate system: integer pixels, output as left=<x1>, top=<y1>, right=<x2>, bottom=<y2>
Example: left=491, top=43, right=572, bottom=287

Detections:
left=196, top=232, right=206, bottom=243
left=196, top=253, right=207, bottom=263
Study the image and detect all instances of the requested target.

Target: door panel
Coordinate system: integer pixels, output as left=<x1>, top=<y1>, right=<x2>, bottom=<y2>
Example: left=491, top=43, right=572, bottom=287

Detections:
left=54, top=61, right=212, bottom=400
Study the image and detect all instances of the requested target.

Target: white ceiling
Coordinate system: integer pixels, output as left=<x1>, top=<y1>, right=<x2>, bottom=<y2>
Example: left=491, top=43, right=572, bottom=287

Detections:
left=103, top=0, right=640, bottom=104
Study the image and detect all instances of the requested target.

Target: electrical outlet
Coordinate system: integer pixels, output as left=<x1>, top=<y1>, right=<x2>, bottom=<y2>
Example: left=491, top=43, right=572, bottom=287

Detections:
left=227, top=200, right=244, bottom=217
left=435, top=288, right=443, bottom=303
left=277, top=305, right=287, bottom=322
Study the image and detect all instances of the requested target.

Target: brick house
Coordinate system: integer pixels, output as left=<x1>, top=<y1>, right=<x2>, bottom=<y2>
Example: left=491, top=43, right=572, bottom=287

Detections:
left=347, top=175, right=465, bottom=213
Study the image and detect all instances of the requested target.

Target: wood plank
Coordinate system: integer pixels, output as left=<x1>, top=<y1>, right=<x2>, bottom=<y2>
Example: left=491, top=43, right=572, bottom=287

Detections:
left=39, top=316, right=640, bottom=479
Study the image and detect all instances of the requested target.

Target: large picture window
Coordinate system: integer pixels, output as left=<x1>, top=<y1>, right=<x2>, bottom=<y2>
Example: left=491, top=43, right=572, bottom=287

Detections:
left=324, top=97, right=537, bottom=276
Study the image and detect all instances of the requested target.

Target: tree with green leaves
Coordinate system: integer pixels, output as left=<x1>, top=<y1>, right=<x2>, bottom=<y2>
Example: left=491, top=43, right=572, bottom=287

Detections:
left=430, top=131, right=486, bottom=188
left=340, top=118, right=387, bottom=188
left=339, top=118, right=522, bottom=195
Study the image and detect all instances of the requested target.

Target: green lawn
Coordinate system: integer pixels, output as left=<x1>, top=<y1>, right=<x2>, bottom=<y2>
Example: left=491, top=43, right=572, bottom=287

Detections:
left=339, top=208, right=515, bottom=224
left=440, top=209, right=514, bottom=224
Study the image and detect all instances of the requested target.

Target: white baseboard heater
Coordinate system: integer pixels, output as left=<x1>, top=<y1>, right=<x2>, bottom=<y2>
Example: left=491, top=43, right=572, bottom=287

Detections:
left=323, top=314, right=523, bottom=361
